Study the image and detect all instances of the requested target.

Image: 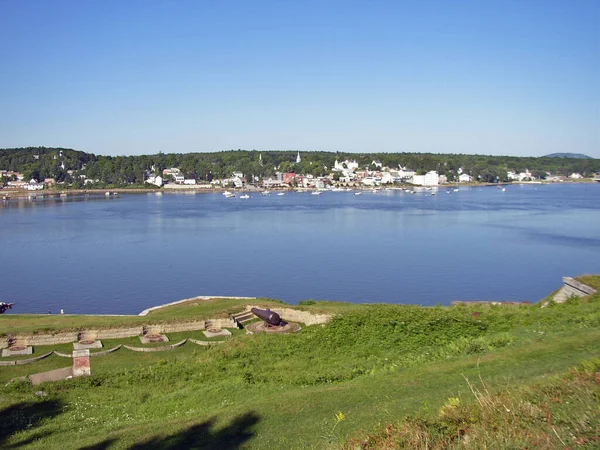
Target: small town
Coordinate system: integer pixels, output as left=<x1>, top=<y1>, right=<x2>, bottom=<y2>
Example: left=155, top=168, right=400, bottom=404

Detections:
left=2, top=150, right=599, bottom=197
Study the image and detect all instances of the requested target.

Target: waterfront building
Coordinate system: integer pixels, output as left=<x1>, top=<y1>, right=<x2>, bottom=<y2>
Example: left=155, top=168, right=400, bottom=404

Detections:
left=411, top=171, right=439, bottom=186
left=146, top=176, right=163, bottom=187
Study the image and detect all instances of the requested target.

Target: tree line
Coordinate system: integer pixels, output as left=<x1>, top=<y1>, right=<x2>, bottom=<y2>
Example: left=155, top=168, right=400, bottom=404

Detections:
left=1, top=147, right=598, bottom=187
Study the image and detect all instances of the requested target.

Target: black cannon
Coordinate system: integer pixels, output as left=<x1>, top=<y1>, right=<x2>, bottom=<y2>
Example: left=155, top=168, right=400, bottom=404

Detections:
left=0, top=302, right=14, bottom=314
left=251, top=307, right=283, bottom=327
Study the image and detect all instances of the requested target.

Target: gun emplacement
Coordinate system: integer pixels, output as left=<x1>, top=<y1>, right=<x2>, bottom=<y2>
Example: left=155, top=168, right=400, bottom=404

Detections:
left=251, top=307, right=283, bottom=327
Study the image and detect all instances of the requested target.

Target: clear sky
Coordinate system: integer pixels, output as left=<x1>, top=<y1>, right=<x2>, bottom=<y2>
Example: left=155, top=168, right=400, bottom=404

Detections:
left=0, top=0, right=598, bottom=157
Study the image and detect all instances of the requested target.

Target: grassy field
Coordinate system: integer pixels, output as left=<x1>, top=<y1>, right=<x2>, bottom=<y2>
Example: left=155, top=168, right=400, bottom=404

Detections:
left=1, top=280, right=599, bottom=449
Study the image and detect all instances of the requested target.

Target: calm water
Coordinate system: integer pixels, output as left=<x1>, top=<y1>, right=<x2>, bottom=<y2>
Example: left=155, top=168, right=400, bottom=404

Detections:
left=1, top=184, right=599, bottom=314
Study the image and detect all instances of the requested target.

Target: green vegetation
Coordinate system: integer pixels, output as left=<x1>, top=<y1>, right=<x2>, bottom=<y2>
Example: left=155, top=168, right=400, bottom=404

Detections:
left=0, top=282, right=599, bottom=449
left=345, top=358, right=600, bottom=449
left=2, top=147, right=599, bottom=187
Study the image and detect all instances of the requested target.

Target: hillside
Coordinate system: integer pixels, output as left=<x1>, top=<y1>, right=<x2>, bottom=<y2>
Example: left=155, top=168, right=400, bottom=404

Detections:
left=544, top=152, right=592, bottom=159
left=0, top=280, right=599, bottom=449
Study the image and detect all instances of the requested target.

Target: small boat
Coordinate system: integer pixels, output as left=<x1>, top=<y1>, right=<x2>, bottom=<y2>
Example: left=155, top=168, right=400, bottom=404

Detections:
left=453, top=188, right=460, bottom=192
left=240, top=194, right=250, bottom=199
left=277, top=192, right=285, bottom=196
left=224, top=191, right=235, bottom=198
left=354, top=192, right=361, bottom=196
left=105, top=192, right=110, bottom=196
left=501, top=188, right=506, bottom=192
left=431, top=191, right=436, bottom=195
left=261, top=191, right=270, bottom=196
left=311, top=191, right=321, bottom=195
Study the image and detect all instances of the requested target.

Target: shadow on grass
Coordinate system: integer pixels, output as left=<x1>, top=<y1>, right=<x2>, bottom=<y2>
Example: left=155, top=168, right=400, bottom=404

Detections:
left=0, top=399, right=63, bottom=449
left=128, top=411, right=261, bottom=450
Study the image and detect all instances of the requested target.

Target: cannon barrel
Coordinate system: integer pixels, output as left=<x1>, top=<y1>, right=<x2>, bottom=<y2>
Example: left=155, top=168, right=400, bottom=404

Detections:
left=251, top=307, right=281, bottom=326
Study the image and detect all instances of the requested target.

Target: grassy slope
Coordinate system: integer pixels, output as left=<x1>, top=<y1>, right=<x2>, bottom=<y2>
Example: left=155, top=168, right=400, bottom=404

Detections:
left=1, top=281, right=599, bottom=449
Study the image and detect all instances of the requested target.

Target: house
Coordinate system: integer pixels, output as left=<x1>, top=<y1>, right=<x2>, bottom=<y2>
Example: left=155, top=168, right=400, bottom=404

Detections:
left=231, top=176, right=243, bottom=188
left=508, top=170, right=535, bottom=181
left=459, top=174, right=473, bottom=183
left=262, top=177, right=285, bottom=188
left=24, top=179, right=44, bottom=191
left=146, top=176, right=163, bottom=187
left=283, top=173, right=296, bottom=184
left=361, top=177, right=381, bottom=186
left=1, top=171, right=24, bottom=181
left=371, top=160, right=382, bottom=168
left=173, top=174, right=185, bottom=184
left=411, top=171, right=439, bottom=186
left=333, top=159, right=359, bottom=171
left=163, top=168, right=181, bottom=176
left=381, top=172, right=395, bottom=184
left=570, top=173, right=583, bottom=179
left=397, top=167, right=416, bottom=180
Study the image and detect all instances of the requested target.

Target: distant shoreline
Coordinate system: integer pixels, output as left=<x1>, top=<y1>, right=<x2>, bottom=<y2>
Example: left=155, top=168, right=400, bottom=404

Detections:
left=1, top=179, right=596, bottom=198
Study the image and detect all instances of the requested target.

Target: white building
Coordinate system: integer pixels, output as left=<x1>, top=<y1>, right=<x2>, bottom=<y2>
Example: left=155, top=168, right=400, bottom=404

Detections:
left=163, top=168, right=181, bottom=176
left=411, top=171, right=439, bottom=186
left=570, top=173, right=583, bottom=179
left=24, top=179, right=44, bottom=190
left=361, top=177, right=380, bottom=186
left=459, top=174, right=473, bottom=183
left=146, top=175, right=163, bottom=187
left=296, top=152, right=301, bottom=164
left=333, top=159, right=359, bottom=171
left=173, top=174, right=185, bottom=184
left=397, top=167, right=416, bottom=180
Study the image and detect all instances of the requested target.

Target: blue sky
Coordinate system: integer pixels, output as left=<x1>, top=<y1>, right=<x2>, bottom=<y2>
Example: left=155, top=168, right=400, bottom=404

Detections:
left=0, top=0, right=598, bottom=157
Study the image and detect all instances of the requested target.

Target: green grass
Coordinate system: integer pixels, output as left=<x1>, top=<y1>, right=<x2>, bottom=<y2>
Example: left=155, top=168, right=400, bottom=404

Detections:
left=345, top=358, right=600, bottom=449
left=1, top=280, right=599, bottom=449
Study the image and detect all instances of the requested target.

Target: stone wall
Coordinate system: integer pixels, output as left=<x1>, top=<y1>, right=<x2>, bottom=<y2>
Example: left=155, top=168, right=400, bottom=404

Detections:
left=157, top=321, right=206, bottom=333
left=552, top=277, right=597, bottom=304
left=0, top=305, right=327, bottom=349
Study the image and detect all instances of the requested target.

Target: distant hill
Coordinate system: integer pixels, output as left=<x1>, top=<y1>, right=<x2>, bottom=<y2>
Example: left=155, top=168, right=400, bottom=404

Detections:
left=544, top=153, right=592, bottom=159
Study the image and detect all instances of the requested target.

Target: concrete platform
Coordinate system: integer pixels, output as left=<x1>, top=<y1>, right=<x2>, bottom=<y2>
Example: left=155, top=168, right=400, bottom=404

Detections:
left=202, top=328, right=232, bottom=338
left=2, top=346, right=33, bottom=357
left=73, top=340, right=103, bottom=350
left=140, top=334, right=169, bottom=344
left=30, top=367, right=73, bottom=385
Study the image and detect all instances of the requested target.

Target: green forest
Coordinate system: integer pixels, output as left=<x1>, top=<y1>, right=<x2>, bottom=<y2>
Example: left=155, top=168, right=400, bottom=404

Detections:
left=1, top=146, right=598, bottom=187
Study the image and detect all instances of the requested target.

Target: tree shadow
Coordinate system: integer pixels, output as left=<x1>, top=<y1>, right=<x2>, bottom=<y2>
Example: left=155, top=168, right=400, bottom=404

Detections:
left=78, top=438, right=119, bottom=450
left=0, top=399, right=63, bottom=449
left=128, top=411, right=261, bottom=450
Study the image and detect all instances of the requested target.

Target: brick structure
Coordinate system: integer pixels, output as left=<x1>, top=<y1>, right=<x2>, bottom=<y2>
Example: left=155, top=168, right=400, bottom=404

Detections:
left=72, top=349, right=91, bottom=377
